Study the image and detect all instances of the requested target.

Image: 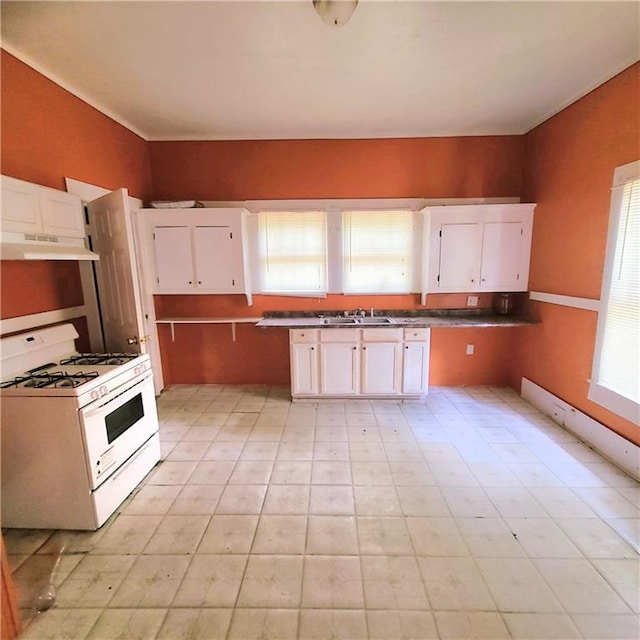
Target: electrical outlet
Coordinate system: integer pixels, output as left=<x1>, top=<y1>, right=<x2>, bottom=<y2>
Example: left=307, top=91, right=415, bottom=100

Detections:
left=467, top=296, right=479, bottom=307
left=466, top=344, right=475, bottom=355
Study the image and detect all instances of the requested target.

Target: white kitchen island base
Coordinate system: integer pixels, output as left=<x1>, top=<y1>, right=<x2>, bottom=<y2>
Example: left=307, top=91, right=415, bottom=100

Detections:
left=289, top=327, right=430, bottom=399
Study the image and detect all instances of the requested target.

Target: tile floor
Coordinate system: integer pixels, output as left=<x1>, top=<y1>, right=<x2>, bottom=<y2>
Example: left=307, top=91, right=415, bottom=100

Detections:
left=4, top=384, right=639, bottom=640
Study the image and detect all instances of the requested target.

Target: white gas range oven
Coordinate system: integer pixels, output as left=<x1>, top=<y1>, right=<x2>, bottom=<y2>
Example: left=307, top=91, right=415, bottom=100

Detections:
left=0, top=323, right=160, bottom=530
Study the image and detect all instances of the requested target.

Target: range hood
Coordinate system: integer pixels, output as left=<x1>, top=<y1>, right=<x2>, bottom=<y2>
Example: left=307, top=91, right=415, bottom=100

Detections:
left=1, top=231, right=100, bottom=261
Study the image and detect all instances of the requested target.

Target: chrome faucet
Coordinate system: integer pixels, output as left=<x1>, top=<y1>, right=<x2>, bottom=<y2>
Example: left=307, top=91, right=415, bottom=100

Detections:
left=343, top=308, right=366, bottom=318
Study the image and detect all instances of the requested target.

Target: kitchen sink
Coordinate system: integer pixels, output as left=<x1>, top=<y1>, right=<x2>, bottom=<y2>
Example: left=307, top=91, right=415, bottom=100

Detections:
left=322, top=316, right=394, bottom=325
left=323, top=317, right=358, bottom=325
left=356, top=317, right=394, bottom=324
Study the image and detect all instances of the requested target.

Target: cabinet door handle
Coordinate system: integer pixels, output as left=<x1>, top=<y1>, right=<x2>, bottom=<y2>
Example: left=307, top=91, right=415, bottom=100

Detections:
left=481, top=278, right=486, bottom=282
left=311, top=347, right=314, bottom=350
left=405, top=345, right=409, bottom=349
left=470, top=279, right=475, bottom=283
left=353, top=346, right=357, bottom=350
left=188, top=280, right=193, bottom=284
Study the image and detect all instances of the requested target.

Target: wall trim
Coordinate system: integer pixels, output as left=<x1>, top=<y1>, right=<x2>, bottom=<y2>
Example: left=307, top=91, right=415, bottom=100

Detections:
left=529, top=290, right=600, bottom=312
left=521, top=377, right=639, bottom=481
left=199, top=196, right=520, bottom=212
left=0, top=306, right=87, bottom=336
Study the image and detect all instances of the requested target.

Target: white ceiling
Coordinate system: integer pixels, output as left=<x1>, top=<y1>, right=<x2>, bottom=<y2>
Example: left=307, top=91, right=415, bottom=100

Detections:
left=2, top=0, right=638, bottom=141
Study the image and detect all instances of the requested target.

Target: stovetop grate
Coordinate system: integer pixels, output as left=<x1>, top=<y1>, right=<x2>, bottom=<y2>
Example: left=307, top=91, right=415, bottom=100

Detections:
left=59, top=353, right=139, bottom=366
left=0, top=370, right=100, bottom=389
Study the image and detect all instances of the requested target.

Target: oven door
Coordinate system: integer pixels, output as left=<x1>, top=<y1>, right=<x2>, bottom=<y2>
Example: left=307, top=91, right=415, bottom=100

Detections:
left=79, top=372, right=159, bottom=489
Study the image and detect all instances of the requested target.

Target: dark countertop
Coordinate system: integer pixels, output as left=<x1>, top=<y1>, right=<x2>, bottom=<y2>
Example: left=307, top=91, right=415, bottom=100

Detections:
left=256, top=309, right=535, bottom=329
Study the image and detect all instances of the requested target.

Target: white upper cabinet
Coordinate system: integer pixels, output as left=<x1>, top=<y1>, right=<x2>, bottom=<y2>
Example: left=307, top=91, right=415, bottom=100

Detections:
left=153, top=226, right=192, bottom=290
left=193, top=226, right=239, bottom=290
left=479, top=221, right=527, bottom=290
left=1, top=175, right=85, bottom=238
left=137, top=208, right=253, bottom=304
left=422, top=203, right=535, bottom=296
left=438, top=223, right=484, bottom=290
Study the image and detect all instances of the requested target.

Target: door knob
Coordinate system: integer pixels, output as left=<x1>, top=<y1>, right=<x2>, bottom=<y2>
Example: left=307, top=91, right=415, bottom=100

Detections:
left=127, top=336, right=139, bottom=345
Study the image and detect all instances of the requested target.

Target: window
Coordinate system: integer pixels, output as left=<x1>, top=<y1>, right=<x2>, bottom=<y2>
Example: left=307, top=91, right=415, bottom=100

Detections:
left=342, top=210, right=414, bottom=293
left=258, top=211, right=327, bottom=294
left=589, top=160, right=640, bottom=424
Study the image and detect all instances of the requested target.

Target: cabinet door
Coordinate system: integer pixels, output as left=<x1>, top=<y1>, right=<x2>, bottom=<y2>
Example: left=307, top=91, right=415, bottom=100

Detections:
left=438, top=223, right=483, bottom=291
left=193, top=226, right=241, bottom=291
left=361, top=342, right=401, bottom=395
left=479, top=222, right=525, bottom=290
left=402, top=342, right=429, bottom=394
left=320, top=343, right=359, bottom=395
left=154, top=226, right=194, bottom=291
left=0, top=176, right=41, bottom=234
left=40, top=190, right=85, bottom=238
left=290, top=343, right=318, bottom=395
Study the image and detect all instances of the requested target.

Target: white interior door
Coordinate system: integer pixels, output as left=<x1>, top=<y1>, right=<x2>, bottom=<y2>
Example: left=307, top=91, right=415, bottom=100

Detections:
left=88, top=189, right=146, bottom=353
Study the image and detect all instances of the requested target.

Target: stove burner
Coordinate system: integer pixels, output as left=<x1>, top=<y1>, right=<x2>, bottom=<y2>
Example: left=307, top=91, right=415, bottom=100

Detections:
left=59, top=353, right=139, bottom=366
left=1, top=370, right=100, bottom=389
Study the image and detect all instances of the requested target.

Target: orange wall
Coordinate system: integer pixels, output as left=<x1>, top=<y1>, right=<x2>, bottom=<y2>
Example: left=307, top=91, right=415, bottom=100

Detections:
left=512, top=63, right=640, bottom=444
left=148, top=137, right=524, bottom=200
left=0, top=261, right=83, bottom=318
left=0, top=50, right=152, bottom=342
left=1, top=51, right=151, bottom=197
left=148, top=136, right=525, bottom=386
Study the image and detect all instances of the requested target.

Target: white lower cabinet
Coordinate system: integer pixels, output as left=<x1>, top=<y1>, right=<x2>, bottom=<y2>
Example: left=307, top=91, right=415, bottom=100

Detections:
left=289, top=326, right=430, bottom=398
left=319, top=329, right=360, bottom=396
left=361, top=329, right=403, bottom=395
left=291, top=343, right=319, bottom=396
left=290, top=330, right=319, bottom=396
left=402, top=328, right=431, bottom=394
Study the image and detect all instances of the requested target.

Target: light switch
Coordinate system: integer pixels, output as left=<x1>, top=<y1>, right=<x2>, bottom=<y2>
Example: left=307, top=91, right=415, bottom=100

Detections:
left=466, top=344, right=475, bottom=355
left=467, top=296, right=479, bottom=307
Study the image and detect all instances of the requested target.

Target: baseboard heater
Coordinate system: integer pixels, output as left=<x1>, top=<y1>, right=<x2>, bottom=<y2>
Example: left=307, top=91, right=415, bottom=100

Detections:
left=521, top=378, right=639, bottom=481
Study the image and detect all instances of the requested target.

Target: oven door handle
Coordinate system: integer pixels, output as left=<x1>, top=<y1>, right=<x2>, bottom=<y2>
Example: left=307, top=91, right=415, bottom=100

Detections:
left=82, top=375, right=152, bottom=419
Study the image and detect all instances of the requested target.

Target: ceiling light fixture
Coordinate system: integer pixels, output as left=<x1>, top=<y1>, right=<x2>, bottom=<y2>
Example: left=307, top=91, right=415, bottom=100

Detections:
left=312, top=0, right=359, bottom=27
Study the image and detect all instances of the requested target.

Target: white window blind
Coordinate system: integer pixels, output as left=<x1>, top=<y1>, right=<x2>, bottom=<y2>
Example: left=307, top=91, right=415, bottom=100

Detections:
left=258, top=211, right=327, bottom=294
left=343, top=210, right=413, bottom=293
left=589, top=164, right=640, bottom=424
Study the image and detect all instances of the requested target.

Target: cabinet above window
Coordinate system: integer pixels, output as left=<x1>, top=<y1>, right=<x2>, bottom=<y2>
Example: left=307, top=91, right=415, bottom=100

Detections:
left=421, top=203, right=535, bottom=299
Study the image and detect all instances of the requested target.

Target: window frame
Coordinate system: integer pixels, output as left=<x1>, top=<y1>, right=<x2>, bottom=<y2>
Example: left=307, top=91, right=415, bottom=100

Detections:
left=256, top=210, right=329, bottom=296
left=588, top=159, right=640, bottom=425
left=341, top=209, right=417, bottom=295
